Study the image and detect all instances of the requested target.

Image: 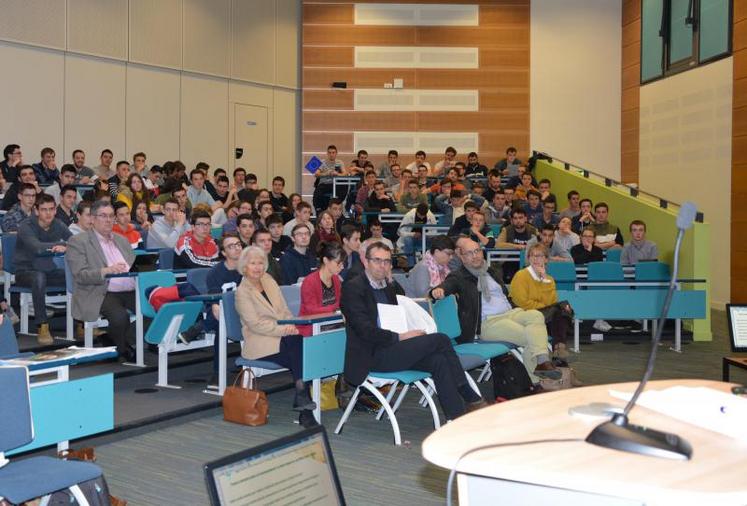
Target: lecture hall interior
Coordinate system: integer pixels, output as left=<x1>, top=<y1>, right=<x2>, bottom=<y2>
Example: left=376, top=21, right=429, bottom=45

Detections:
left=0, top=0, right=745, bottom=505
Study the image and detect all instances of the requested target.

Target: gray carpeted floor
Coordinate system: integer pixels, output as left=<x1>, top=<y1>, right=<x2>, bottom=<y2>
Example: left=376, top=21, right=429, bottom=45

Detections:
left=80, top=310, right=747, bottom=505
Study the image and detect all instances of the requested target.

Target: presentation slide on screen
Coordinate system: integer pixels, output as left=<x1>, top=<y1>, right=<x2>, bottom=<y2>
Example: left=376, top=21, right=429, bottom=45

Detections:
left=730, top=306, right=747, bottom=349
left=214, top=436, right=341, bottom=506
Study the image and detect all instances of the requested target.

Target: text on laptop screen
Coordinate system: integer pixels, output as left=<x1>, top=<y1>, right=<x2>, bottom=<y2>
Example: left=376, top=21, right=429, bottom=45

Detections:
left=210, top=431, right=342, bottom=506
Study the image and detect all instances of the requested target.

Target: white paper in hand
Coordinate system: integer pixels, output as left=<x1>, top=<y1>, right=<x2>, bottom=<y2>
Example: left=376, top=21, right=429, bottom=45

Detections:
left=396, top=295, right=437, bottom=334
left=377, top=303, right=409, bottom=334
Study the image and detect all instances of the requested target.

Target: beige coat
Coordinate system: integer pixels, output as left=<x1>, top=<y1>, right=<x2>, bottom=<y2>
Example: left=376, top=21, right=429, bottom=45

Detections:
left=66, top=230, right=136, bottom=323
left=235, top=273, right=293, bottom=359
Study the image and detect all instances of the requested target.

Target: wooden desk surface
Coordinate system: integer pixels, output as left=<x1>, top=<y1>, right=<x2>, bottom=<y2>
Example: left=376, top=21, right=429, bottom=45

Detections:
left=422, top=379, right=747, bottom=506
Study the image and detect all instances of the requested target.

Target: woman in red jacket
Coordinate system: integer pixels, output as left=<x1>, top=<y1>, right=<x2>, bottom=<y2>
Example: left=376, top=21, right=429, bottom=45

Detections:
left=298, top=241, right=347, bottom=336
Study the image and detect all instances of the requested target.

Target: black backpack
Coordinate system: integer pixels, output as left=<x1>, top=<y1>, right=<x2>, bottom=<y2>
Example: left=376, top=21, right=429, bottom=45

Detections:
left=490, top=353, right=534, bottom=401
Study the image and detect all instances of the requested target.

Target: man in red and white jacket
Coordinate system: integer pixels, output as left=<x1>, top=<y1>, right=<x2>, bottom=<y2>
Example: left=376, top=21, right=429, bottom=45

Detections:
left=174, top=209, right=219, bottom=269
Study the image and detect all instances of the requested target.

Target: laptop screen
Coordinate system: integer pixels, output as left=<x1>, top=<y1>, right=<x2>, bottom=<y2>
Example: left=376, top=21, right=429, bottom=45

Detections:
left=727, top=304, right=747, bottom=352
left=204, top=426, right=345, bottom=506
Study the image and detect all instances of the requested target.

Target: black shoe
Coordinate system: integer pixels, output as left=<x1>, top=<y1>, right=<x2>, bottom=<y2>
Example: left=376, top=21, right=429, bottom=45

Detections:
left=298, top=409, right=319, bottom=428
left=120, top=346, right=136, bottom=363
left=293, top=390, right=317, bottom=411
left=178, top=321, right=204, bottom=344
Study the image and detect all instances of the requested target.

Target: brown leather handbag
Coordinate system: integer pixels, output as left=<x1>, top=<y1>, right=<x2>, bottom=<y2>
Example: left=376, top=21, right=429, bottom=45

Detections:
left=223, top=369, right=269, bottom=426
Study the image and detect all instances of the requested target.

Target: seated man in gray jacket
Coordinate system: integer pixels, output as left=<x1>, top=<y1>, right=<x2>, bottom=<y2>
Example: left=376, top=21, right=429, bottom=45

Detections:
left=15, top=193, right=71, bottom=344
left=67, top=200, right=136, bottom=362
left=146, top=198, right=191, bottom=250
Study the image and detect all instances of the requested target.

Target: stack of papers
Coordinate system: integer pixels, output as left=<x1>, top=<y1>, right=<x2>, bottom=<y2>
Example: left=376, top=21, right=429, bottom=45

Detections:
left=610, top=386, right=747, bottom=440
left=3, top=346, right=116, bottom=366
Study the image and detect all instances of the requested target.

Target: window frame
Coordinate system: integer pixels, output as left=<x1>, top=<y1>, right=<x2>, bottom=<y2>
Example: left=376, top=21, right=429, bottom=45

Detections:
left=640, top=0, right=733, bottom=85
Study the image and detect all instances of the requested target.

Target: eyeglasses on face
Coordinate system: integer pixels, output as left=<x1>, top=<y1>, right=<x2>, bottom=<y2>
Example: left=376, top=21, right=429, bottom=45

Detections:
left=366, top=257, right=391, bottom=265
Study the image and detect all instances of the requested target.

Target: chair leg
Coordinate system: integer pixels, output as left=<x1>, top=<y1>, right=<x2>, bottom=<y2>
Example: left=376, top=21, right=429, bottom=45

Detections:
left=84, top=322, right=94, bottom=348
left=464, top=371, right=481, bottom=396
left=69, top=484, right=91, bottom=506
left=413, top=380, right=441, bottom=429
left=20, top=293, right=29, bottom=335
left=362, top=382, right=402, bottom=445
left=334, top=387, right=362, bottom=435
left=418, top=379, right=436, bottom=407
left=375, top=381, right=400, bottom=420
left=155, top=345, right=180, bottom=389
left=477, top=361, right=491, bottom=383
left=65, top=294, right=74, bottom=341
left=389, top=384, right=411, bottom=415
left=312, top=378, right=321, bottom=423
left=672, top=319, right=682, bottom=353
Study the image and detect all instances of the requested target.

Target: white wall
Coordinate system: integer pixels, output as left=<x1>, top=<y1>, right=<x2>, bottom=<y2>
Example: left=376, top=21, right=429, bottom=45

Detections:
left=0, top=0, right=300, bottom=189
left=639, top=58, right=732, bottom=307
left=530, top=0, right=622, bottom=179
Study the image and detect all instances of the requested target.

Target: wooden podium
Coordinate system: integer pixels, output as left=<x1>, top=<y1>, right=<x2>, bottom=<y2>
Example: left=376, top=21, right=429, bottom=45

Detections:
left=422, top=380, right=747, bottom=506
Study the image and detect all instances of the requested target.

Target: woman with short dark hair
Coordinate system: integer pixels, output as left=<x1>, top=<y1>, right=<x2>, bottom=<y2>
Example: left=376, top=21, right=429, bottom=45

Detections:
left=299, top=241, right=347, bottom=336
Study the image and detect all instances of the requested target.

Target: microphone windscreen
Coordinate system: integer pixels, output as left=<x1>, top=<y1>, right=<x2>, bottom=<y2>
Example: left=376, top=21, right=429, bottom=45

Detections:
left=676, top=202, right=697, bottom=230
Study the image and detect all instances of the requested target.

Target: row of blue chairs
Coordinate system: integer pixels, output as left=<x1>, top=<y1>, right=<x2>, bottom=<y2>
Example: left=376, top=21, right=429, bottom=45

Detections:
left=547, top=260, right=670, bottom=291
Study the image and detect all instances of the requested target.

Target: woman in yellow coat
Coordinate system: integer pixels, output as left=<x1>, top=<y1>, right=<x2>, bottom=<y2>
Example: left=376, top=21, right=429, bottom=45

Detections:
left=510, top=242, right=573, bottom=360
left=234, top=245, right=318, bottom=428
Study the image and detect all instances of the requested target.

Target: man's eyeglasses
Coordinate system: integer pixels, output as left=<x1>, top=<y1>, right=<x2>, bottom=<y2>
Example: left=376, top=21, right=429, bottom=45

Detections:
left=194, top=222, right=211, bottom=228
left=95, top=213, right=114, bottom=220
left=366, top=257, right=391, bottom=266
left=224, top=242, right=243, bottom=250
left=461, top=248, right=482, bottom=258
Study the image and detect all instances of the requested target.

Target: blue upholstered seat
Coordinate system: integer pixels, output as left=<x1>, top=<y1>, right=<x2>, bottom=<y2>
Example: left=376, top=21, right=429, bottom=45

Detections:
left=0, top=365, right=103, bottom=504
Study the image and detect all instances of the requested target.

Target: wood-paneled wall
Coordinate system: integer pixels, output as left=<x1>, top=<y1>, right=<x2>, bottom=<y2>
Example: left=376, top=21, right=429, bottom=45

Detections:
left=621, top=0, right=640, bottom=184
left=732, top=0, right=747, bottom=301
left=302, top=0, right=530, bottom=193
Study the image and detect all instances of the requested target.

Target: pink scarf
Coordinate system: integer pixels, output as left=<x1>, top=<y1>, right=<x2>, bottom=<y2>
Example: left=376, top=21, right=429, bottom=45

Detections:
left=423, top=251, right=450, bottom=287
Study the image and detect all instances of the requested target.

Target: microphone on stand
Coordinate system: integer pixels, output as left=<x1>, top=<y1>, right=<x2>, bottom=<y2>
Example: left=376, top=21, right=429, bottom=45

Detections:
left=585, top=202, right=698, bottom=460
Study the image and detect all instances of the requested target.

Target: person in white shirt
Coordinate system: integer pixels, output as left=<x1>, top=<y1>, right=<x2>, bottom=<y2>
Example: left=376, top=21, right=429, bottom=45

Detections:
left=283, top=201, right=315, bottom=237
left=405, top=150, right=432, bottom=175
left=433, top=146, right=457, bottom=177
left=68, top=201, right=94, bottom=235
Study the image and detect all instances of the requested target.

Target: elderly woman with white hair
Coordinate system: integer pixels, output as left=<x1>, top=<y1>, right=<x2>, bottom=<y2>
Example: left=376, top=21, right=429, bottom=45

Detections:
left=235, top=245, right=317, bottom=428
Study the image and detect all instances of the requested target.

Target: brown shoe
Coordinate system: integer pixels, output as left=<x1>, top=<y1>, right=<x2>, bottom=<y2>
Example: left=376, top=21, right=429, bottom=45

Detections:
left=465, top=399, right=488, bottom=413
left=534, top=361, right=562, bottom=380
left=37, top=323, right=53, bottom=345
left=553, top=342, right=570, bottom=360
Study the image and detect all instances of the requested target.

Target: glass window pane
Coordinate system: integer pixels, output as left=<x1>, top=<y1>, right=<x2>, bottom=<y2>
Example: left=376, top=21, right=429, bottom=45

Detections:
left=670, top=0, right=694, bottom=63
left=641, top=0, right=665, bottom=82
left=700, top=0, right=730, bottom=61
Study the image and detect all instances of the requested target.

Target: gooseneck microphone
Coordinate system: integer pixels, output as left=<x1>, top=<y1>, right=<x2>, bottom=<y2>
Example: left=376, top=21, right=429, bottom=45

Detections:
left=585, top=202, right=697, bottom=460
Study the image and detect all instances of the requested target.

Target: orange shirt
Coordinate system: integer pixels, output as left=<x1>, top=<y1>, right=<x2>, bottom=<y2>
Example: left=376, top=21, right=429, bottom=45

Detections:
left=112, top=223, right=142, bottom=249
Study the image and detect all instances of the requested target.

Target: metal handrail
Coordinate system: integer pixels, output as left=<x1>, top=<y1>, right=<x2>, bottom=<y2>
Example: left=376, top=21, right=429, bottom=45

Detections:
left=532, top=151, right=705, bottom=223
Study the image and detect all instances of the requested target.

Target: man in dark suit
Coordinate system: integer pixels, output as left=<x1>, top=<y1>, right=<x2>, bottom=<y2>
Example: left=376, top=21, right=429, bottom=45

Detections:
left=67, top=200, right=136, bottom=362
left=340, top=241, right=486, bottom=421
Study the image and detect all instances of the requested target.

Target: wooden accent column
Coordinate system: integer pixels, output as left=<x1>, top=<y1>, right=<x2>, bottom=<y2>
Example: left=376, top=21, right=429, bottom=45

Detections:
left=732, top=1, right=747, bottom=301
left=621, top=0, right=640, bottom=184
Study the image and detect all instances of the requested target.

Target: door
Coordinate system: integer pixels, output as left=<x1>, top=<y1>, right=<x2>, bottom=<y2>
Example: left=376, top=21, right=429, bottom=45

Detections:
left=234, top=103, right=269, bottom=186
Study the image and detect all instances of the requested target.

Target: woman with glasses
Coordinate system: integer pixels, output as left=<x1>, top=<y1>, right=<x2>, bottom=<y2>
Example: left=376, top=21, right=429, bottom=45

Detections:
left=235, top=245, right=318, bottom=428
left=408, top=235, right=455, bottom=297
left=510, top=243, right=574, bottom=362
